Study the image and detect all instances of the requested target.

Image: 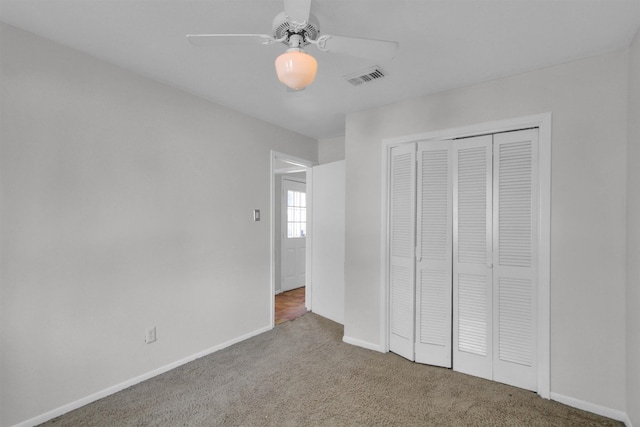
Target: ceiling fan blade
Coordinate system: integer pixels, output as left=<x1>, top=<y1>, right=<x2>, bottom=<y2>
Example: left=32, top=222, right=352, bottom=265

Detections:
left=312, top=34, right=398, bottom=61
left=283, top=0, right=311, bottom=29
left=186, top=34, right=275, bottom=46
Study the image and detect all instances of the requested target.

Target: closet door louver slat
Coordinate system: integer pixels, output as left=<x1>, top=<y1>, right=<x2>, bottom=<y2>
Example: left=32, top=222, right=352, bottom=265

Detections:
left=389, top=144, right=417, bottom=361
left=415, top=141, right=453, bottom=367
left=452, top=135, right=493, bottom=381
left=492, top=129, right=538, bottom=392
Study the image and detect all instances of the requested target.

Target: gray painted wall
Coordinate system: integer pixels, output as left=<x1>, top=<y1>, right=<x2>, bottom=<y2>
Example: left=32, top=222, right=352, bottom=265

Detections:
left=344, top=50, right=629, bottom=413
left=318, top=136, right=345, bottom=164
left=0, top=24, right=317, bottom=426
left=311, top=160, right=345, bottom=324
left=626, top=27, right=640, bottom=427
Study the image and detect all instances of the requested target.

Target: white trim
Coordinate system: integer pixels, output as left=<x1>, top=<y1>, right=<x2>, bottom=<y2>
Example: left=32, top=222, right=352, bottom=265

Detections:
left=270, top=151, right=316, bottom=326
left=274, top=165, right=307, bottom=174
left=380, top=142, right=392, bottom=353
left=343, top=335, right=385, bottom=353
left=550, top=392, right=631, bottom=426
left=383, top=113, right=551, bottom=146
left=13, top=325, right=272, bottom=427
left=281, top=175, right=307, bottom=185
left=380, top=113, right=552, bottom=398
left=536, top=114, right=552, bottom=399
left=305, top=168, right=314, bottom=312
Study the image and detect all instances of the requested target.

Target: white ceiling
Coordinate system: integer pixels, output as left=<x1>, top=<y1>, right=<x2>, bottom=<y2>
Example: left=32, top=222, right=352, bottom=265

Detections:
left=2, top=0, right=639, bottom=140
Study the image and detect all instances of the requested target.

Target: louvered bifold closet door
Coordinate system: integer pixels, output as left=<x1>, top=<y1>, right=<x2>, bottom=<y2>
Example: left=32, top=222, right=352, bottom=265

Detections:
left=414, top=141, right=453, bottom=367
left=452, top=135, right=494, bottom=381
left=388, top=144, right=417, bottom=361
left=492, top=129, right=538, bottom=391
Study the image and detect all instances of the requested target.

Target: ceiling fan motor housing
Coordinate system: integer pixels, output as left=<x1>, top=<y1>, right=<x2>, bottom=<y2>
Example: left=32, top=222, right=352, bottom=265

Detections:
left=272, top=11, right=320, bottom=46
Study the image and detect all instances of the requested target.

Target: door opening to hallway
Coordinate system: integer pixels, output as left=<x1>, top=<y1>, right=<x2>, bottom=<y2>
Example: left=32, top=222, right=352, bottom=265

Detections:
left=281, top=177, right=307, bottom=293
left=277, top=176, right=308, bottom=324
left=272, top=151, right=312, bottom=327
left=275, top=287, right=306, bottom=325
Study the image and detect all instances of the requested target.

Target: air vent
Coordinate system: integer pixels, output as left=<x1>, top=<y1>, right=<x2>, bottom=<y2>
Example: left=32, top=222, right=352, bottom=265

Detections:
left=343, top=66, right=386, bottom=86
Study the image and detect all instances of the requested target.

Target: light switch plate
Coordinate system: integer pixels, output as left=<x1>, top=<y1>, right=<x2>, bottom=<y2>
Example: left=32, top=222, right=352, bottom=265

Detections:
left=145, top=327, right=156, bottom=344
left=253, top=209, right=260, bottom=221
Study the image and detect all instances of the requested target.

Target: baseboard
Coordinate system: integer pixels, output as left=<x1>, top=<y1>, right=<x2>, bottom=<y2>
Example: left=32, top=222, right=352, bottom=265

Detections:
left=342, top=335, right=384, bottom=353
left=13, top=325, right=272, bottom=427
left=549, top=392, right=631, bottom=426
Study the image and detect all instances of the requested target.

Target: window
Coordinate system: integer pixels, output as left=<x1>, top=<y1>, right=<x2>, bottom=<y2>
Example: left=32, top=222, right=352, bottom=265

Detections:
left=287, top=190, right=306, bottom=238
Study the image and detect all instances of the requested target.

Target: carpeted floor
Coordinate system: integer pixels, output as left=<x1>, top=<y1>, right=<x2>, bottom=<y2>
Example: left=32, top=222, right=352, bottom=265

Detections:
left=42, top=313, right=621, bottom=426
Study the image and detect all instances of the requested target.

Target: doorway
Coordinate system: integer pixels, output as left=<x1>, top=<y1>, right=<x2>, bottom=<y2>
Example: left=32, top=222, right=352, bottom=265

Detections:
left=270, top=151, right=315, bottom=327
left=275, top=287, right=306, bottom=325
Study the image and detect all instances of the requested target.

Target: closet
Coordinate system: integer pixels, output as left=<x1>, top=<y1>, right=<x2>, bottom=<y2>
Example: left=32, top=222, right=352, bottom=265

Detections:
left=388, top=128, right=538, bottom=392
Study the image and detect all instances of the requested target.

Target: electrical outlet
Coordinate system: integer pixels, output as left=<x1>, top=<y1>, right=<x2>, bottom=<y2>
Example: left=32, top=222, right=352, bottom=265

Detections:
left=145, top=327, right=157, bottom=344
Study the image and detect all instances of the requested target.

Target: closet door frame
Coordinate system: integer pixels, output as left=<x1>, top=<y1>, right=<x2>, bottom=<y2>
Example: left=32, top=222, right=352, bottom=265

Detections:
left=380, top=113, right=551, bottom=399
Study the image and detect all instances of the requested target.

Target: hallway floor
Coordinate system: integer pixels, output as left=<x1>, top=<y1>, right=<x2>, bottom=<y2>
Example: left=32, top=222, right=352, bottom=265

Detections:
left=275, top=287, right=306, bottom=325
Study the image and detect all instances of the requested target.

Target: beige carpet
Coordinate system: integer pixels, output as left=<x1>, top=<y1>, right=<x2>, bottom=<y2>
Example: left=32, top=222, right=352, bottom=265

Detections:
left=42, top=313, right=621, bottom=426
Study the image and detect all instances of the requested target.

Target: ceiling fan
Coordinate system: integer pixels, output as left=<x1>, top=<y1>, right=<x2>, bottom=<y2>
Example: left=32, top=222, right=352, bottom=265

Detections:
left=186, top=0, right=399, bottom=90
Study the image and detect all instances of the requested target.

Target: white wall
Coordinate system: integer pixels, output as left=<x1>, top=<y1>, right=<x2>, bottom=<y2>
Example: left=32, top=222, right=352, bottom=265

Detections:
left=626, top=27, right=640, bottom=427
left=311, top=161, right=345, bottom=324
left=344, top=50, right=629, bottom=412
left=318, top=135, right=345, bottom=164
left=0, top=24, right=317, bottom=426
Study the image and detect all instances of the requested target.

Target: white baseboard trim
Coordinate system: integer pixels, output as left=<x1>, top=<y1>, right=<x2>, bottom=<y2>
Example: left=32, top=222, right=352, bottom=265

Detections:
left=13, top=325, right=272, bottom=427
left=342, top=335, right=384, bottom=353
left=550, top=392, right=631, bottom=426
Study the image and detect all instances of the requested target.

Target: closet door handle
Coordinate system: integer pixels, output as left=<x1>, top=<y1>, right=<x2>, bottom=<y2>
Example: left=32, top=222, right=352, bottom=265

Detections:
left=487, top=263, right=493, bottom=269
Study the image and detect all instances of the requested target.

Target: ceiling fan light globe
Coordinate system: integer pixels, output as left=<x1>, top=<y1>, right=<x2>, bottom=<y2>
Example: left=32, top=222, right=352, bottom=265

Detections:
left=275, top=50, right=318, bottom=90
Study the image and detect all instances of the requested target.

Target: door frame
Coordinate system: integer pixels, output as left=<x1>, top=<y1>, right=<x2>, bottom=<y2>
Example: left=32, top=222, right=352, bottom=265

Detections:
left=270, top=151, right=315, bottom=328
left=380, top=113, right=551, bottom=398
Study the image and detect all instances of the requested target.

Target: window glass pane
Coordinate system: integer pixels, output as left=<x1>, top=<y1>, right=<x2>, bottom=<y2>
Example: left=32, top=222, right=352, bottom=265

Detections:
left=285, top=189, right=306, bottom=238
